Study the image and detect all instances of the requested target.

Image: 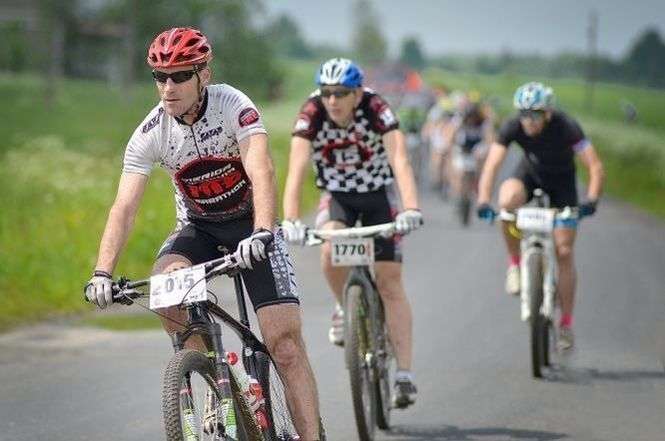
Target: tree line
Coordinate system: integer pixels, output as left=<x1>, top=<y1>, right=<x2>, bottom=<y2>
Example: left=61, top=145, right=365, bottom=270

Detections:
left=1, top=0, right=663, bottom=96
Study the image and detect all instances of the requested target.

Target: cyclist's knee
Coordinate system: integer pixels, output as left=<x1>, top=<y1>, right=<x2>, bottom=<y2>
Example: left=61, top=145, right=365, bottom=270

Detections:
left=556, top=244, right=574, bottom=264
left=498, top=179, right=526, bottom=210
left=159, top=306, right=187, bottom=334
left=375, top=264, right=405, bottom=301
left=267, top=331, right=302, bottom=368
left=153, top=254, right=192, bottom=275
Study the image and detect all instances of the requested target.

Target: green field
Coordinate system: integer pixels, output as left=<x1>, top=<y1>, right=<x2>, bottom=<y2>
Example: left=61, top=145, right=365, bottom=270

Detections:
left=1, top=63, right=663, bottom=331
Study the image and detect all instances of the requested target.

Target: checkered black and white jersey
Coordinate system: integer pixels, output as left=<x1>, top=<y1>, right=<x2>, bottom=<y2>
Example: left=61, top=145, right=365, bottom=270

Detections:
left=123, top=84, right=266, bottom=226
left=292, top=88, right=400, bottom=193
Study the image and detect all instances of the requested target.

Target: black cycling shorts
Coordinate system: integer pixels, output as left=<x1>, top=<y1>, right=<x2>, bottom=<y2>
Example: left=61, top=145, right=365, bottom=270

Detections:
left=315, top=185, right=402, bottom=262
left=157, top=218, right=300, bottom=311
left=511, top=159, right=579, bottom=208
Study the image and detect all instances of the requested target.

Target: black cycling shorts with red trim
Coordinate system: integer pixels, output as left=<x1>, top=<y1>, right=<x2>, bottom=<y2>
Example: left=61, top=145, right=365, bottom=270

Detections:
left=512, top=159, right=579, bottom=208
left=315, top=185, right=402, bottom=262
left=157, top=218, right=299, bottom=311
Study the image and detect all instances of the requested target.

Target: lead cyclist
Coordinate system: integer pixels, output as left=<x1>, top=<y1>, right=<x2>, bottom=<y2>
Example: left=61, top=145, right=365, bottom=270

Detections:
left=82, top=27, right=323, bottom=439
left=281, top=58, right=422, bottom=408
left=476, top=82, right=605, bottom=351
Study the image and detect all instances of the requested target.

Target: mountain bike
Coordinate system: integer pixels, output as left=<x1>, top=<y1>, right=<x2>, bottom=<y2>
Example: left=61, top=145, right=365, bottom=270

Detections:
left=96, top=254, right=312, bottom=441
left=306, top=222, right=396, bottom=441
left=450, top=144, right=478, bottom=226
left=499, top=189, right=580, bottom=378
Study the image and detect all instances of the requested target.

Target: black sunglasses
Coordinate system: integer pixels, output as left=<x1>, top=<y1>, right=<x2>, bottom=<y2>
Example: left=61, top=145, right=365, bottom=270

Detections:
left=152, top=69, right=199, bottom=84
left=519, top=109, right=546, bottom=120
left=320, top=88, right=354, bottom=98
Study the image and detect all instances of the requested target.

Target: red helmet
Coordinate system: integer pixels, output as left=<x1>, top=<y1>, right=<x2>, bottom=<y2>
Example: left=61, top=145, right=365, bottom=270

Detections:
left=147, top=27, right=212, bottom=68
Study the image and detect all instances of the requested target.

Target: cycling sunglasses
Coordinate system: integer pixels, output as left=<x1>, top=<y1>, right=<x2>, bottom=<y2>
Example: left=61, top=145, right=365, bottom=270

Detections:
left=152, top=69, right=199, bottom=84
left=320, top=87, right=354, bottom=98
left=519, top=109, right=546, bottom=121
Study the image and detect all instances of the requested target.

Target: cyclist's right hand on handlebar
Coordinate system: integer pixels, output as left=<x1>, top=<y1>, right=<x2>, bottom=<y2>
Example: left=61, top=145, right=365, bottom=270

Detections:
left=84, top=270, right=114, bottom=309
left=281, top=219, right=307, bottom=246
left=477, top=203, right=497, bottom=222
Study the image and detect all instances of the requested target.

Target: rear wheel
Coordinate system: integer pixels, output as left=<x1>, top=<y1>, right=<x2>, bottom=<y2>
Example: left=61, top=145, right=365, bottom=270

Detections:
left=525, top=252, right=547, bottom=378
left=162, top=349, right=262, bottom=441
left=345, top=285, right=376, bottom=441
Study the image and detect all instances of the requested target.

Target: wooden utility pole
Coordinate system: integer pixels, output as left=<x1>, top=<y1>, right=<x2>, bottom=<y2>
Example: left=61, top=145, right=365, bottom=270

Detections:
left=586, top=10, right=598, bottom=113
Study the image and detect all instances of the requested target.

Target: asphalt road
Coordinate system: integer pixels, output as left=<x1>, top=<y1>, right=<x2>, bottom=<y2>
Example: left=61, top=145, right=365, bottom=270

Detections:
left=1, top=180, right=664, bottom=441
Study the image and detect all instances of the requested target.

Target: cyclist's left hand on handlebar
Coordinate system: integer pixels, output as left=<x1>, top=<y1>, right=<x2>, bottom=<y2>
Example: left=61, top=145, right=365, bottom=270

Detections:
left=235, top=228, right=274, bottom=270
left=477, top=203, right=497, bottom=223
left=579, top=199, right=598, bottom=218
left=84, top=270, right=114, bottom=309
left=395, top=209, right=423, bottom=235
left=281, top=219, right=307, bottom=246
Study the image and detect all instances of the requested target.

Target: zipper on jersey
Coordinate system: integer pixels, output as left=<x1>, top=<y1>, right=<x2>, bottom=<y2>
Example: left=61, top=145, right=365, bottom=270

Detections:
left=189, top=126, right=203, bottom=159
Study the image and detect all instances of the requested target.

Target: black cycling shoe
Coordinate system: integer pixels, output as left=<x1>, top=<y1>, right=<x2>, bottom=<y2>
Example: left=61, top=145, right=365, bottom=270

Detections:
left=392, top=379, right=417, bottom=409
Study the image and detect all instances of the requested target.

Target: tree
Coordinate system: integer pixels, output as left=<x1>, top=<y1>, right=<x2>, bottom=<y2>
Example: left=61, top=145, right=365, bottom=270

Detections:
left=351, top=0, right=386, bottom=65
left=100, top=0, right=283, bottom=99
left=265, top=14, right=312, bottom=59
left=399, top=36, right=425, bottom=70
left=623, top=27, right=665, bottom=87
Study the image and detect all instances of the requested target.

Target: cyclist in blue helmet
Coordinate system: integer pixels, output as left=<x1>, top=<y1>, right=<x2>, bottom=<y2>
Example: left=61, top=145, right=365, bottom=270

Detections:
left=477, top=82, right=605, bottom=351
left=282, top=57, right=422, bottom=408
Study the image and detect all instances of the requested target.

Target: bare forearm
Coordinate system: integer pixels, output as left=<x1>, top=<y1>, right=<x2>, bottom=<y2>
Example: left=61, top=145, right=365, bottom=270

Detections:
left=95, top=205, right=137, bottom=273
left=586, top=163, right=604, bottom=200
left=477, top=164, right=497, bottom=204
left=251, top=167, right=277, bottom=230
left=394, top=161, right=419, bottom=209
left=283, top=174, right=305, bottom=220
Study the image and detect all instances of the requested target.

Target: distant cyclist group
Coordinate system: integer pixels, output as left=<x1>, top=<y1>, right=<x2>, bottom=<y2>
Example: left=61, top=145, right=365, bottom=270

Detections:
left=84, top=26, right=604, bottom=440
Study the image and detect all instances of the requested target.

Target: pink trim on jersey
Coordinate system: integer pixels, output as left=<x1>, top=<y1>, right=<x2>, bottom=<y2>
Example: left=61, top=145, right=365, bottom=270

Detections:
left=572, top=139, right=591, bottom=153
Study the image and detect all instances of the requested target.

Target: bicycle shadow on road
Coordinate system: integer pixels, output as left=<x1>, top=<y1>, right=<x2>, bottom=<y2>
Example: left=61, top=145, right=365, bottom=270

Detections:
left=383, top=424, right=568, bottom=441
left=542, top=364, right=665, bottom=385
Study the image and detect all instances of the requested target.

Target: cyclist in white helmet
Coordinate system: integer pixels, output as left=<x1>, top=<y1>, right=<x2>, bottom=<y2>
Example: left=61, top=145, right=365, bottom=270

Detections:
left=477, top=82, right=605, bottom=351
left=282, top=57, right=422, bottom=408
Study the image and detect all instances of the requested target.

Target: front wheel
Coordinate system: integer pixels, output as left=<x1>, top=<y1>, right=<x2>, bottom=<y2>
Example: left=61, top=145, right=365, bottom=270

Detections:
left=345, top=285, right=376, bottom=441
left=162, top=349, right=262, bottom=441
left=525, top=252, right=547, bottom=378
left=374, top=300, right=394, bottom=430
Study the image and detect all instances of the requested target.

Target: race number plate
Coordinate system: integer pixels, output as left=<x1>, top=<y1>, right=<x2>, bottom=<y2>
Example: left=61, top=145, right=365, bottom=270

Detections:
left=516, top=207, right=555, bottom=233
left=149, top=264, right=207, bottom=309
left=330, top=237, right=374, bottom=267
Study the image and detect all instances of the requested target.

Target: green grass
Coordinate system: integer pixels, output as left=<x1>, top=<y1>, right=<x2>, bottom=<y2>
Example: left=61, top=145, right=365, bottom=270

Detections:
left=424, top=68, right=665, bottom=216
left=0, top=66, right=320, bottom=332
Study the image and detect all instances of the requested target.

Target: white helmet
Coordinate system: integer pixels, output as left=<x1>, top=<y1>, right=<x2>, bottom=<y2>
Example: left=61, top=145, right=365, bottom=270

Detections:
left=316, top=58, right=364, bottom=87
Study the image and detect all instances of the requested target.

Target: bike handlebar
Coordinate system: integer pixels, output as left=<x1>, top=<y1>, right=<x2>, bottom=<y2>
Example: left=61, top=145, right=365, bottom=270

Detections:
left=498, top=206, right=581, bottom=222
left=305, top=222, right=397, bottom=246
left=86, top=254, right=241, bottom=305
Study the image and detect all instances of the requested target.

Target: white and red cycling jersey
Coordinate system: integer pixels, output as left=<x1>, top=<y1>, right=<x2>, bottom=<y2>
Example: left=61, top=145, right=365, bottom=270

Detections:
left=123, top=84, right=266, bottom=225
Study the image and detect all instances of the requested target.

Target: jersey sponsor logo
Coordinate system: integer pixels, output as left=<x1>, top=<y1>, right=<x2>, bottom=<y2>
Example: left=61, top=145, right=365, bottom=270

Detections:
left=238, top=107, right=260, bottom=127
left=200, top=125, right=224, bottom=142
left=320, top=140, right=372, bottom=168
left=142, top=108, right=164, bottom=134
left=379, top=107, right=396, bottom=127
left=175, top=157, right=251, bottom=215
left=294, top=116, right=310, bottom=132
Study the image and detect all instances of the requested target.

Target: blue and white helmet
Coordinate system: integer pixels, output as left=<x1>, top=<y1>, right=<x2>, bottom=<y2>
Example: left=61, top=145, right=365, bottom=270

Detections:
left=316, top=58, right=364, bottom=88
left=513, top=82, right=554, bottom=110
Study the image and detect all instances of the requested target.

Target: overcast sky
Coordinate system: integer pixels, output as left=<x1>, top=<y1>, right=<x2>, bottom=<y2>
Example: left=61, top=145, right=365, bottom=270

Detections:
left=264, top=0, right=665, bottom=59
